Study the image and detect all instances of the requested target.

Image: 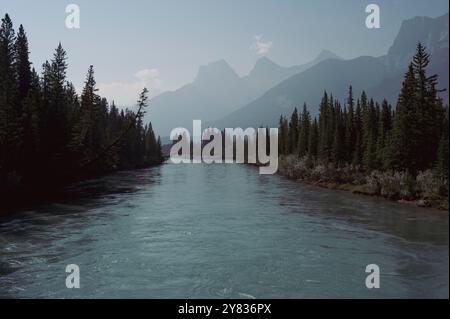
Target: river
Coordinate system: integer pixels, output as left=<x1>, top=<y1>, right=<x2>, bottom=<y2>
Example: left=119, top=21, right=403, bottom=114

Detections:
left=0, top=163, right=448, bottom=298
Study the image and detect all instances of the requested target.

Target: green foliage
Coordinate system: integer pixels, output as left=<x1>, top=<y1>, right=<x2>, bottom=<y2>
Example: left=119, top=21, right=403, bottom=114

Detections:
left=279, top=42, right=448, bottom=193
left=307, top=118, right=318, bottom=160
left=344, top=86, right=355, bottom=163
left=436, top=107, right=449, bottom=178
left=362, top=98, right=378, bottom=171
left=0, top=15, right=162, bottom=192
left=278, top=115, right=289, bottom=155
left=387, top=43, right=446, bottom=175
left=288, top=107, right=299, bottom=154
left=298, top=103, right=310, bottom=157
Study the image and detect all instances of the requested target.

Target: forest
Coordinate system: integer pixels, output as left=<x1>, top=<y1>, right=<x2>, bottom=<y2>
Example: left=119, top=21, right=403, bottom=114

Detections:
left=0, top=14, right=163, bottom=204
left=277, top=43, right=449, bottom=209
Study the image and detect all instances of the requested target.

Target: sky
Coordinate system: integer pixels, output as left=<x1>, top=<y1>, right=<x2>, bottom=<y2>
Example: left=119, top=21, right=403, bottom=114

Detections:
left=1, top=0, right=448, bottom=106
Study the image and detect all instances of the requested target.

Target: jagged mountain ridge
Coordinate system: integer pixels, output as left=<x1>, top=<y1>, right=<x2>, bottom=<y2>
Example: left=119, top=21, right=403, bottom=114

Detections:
left=214, top=13, right=449, bottom=130
left=146, top=50, right=341, bottom=136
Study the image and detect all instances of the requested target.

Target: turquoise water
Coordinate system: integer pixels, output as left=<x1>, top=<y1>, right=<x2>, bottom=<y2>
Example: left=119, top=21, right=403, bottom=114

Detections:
left=0, top=163, right=448, bottom=298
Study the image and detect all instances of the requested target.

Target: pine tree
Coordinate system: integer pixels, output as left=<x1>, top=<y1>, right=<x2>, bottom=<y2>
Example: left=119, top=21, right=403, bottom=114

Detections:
left=318, top=91, right=330, bottom=162
left=22, top=68, right=42, bottom=175
left=344, top=85, right=355, bottom=162
left=376, top=99, right=392, bottom=169
left=15, top=24, right=31, bottom=101
left=332, top=101, right=345, bottom=166
left=298, top=103, right=310, bottom=157
left=42, top=43, right=70, bottom=166
left=0, top=12, right=163, bottom=188
left=14, top=24, right=33, bottom=171
left=71, top=65, right=100, bottom=163
left=0, top=14, right=21, bottom=171
left=362, top=98, right=378, bottom=171
left=308, top=118, right=319, bottom=160
left=412, top=42, right=444, bottom=172
left=278, top=115, right=289, bottom=155
left=436, top=107, right=449, bottom=178
left=327, top=94, right=336, bottom=161
left=352, top=99, right=363, bottom=167
left=288, top=107, right=299, bottom=154
left=387, top=64, right=417, bottom=173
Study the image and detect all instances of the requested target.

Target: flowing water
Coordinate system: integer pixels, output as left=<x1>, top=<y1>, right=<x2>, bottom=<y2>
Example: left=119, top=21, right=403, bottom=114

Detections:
left=0, top=163, right=448, bottom=298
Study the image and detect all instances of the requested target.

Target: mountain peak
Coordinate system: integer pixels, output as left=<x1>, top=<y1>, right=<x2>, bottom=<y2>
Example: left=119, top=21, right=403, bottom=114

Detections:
left=313, top=50, right=341, bottom=63
left=195, top=59, right=239, bottom=83
left=249, top=56, right=284, bottom=78
left=255, top=56, right=279, bottom=67
left=387, top=12, right=449, bottom=68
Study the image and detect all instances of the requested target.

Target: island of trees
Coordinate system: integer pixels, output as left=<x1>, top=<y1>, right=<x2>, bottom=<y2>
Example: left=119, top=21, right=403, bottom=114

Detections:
left=277, top=44, right=449, bottom=209
left=0, top=14, right=163, bottom=208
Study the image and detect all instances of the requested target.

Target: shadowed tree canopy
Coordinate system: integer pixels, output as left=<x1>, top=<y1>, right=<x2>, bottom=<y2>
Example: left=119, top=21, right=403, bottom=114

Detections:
left=0, top=14, right=163, bottom=195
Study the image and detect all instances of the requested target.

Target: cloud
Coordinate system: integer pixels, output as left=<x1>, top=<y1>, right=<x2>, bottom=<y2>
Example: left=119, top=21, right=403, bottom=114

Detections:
left=98, top=68, right=162, bottom=107
left=251, top=35, right=273, bottom=55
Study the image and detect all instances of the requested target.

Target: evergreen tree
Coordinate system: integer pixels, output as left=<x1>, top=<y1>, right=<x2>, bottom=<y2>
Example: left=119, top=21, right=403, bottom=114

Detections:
left=387, top=64, right=417, bottom=172
left=0, top=14, right=21, bottom=171
left=288, top=107, right=299, bottom=154
left=318, top=91, right=330, bottom=162
left=22, top=68, right=42, bottom=175
left=376, top=99, right=392, bottom=169
left=278, top=115, right=289, bottom=155
left=43, top=43, right=70, bottom=165
left=71, top=65, right=100, bottom=164
left=332, top=101, right=345, bottom=165
left=298, top=103, right=310, bottom=157
left=15, top=24, right=31, bottom=100
left=352, top=99, right=363, bottom=167
left=308, top=118, right=319, bottom=160
left=412, top=42, right=444, bottom=172
left=344, top=85, right=355, bottom=162
left=436, top=107, right=449, bottom=178
left=362, top=97, right=377, bottom=171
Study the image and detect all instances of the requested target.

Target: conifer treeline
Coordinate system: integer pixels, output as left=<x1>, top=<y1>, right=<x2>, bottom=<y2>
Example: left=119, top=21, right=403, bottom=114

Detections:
left=0, top=14, right=162, bottom=192
left=278, top=43, right=449, bottom=178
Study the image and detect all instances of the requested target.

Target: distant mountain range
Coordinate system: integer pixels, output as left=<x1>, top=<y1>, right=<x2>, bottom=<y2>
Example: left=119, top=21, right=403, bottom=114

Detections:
left=146, top=50, right=341, bottom=136
left=214, top=13, right=449, bottom=129
left=148, top=13, right=449, bottom=137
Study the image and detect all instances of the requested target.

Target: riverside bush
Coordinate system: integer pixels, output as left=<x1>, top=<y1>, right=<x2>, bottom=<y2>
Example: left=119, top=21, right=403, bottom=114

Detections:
left=278, top=155, right=449, bottom=208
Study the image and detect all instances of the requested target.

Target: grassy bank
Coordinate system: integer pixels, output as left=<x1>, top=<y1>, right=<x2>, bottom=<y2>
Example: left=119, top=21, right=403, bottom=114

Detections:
left=278, top=155, right=449, bottom=210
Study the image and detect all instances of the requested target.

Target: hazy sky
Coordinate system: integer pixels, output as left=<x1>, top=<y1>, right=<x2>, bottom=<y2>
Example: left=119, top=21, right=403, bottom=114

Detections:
left=1, top=0, right=448, bottom=106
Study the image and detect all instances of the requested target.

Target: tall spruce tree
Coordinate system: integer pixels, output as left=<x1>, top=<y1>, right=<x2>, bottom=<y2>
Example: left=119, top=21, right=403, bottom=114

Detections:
left=15, top=24, right=31, bottom=101
left=318, top=91, right=330, bottom=162
left=298, top=103, right=310, bottom=158
left=344, top=86, right=355, bottom=162
left=412, top=43, right=444, bottom=172
left=362, top=97, right=377, bottom=171
left=352, top=99, right=363, bottom=167
left=0, top=14, right=23, bottom=171
left=308, top=118, right=319, bottom=160
left=332, top=101, right=345, bottom=166
left=376, top=99, right=392, bottom=169
left=288, top=107, right=299, bottom=154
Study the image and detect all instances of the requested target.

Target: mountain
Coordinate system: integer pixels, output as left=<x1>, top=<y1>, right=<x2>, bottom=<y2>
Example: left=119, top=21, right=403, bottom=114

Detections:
left=215, top=56, right=388, bottom=129
left=242, top=50, right=341, bottom=99
left=215, top=13, right=449, bottom=130
left=384, top=14, right=449, bottom=70
left=146, top=51, right=341, bottom=136
left=371, top=14, right=449, bottom=104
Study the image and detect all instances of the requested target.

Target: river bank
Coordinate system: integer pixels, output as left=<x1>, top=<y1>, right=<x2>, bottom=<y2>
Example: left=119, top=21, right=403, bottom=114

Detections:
left=0, top=161, right=163, bottom=217
left=277, top=155, right=449, bottom=211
